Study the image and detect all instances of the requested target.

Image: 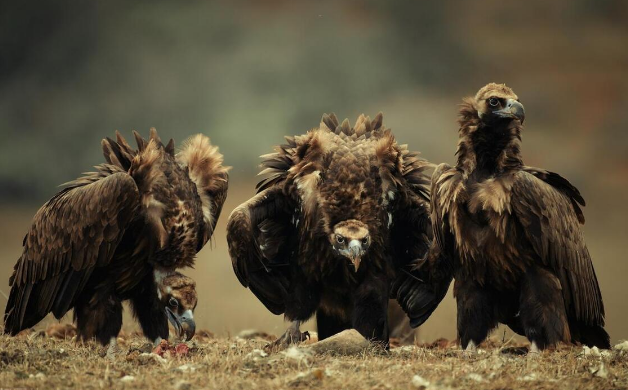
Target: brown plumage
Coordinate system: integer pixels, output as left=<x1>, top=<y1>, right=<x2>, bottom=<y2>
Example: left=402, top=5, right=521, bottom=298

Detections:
left=227, top=113, right=432, bottom=348
left=4, top=129, right=228, bottom=345
left=398, top=83, right=609, bottom=350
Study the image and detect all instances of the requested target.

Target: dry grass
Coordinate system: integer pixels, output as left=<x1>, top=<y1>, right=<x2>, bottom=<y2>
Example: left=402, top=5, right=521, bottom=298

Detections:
left=1, top=328, right=627, bottom=390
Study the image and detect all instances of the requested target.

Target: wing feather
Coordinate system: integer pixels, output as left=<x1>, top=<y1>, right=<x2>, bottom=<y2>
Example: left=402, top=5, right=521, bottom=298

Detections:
left=4, top=170, right=140, bottom=333
left=394, top=164, right=456, bottom=327
left=512, top=169, right=604, bottom=326
left=226, top=186, right=296, bottom=315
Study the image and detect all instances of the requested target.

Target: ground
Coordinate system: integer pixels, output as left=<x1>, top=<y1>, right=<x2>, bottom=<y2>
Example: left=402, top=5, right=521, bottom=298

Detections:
left=1, top=327, right=627, bottom=390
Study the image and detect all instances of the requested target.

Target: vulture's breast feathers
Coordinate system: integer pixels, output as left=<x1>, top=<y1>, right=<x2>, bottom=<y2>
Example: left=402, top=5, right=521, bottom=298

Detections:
left=257, top=113, right=430, bottom=275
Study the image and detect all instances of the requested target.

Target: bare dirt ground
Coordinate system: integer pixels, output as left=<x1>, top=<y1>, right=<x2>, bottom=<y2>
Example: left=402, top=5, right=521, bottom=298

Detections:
left=1, top=326, right=627, bottom=390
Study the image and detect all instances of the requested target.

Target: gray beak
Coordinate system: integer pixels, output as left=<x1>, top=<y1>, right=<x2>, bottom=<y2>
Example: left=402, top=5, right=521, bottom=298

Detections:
left=348, top=240, right=363, bottom=272
left=495, top=99, right=525, bottom=123
left=166, top=307, right=196, bottom=341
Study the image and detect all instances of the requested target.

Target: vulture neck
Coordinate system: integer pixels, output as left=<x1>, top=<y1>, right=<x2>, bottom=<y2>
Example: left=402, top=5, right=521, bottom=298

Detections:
left=456, top=116, right=523, bottom=177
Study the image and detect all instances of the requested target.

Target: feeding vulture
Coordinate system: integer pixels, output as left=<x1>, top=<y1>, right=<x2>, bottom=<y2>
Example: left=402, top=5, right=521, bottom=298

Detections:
left=4, top=129, right=228, bottom=350
left=397, top=83, right=610, bottom=351
left=227, top=113, right=432, bottom=349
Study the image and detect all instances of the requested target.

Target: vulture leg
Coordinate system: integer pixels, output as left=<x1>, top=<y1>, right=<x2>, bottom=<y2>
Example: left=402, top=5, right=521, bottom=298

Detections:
left=316, top=310, right=351, bottom=341
left=352, top=272, right=389, bottom=348
left=519, top=267, right=570, bottom=350
left=74, top=287, right=123, bottom=346
left=455, top=278, right=497, bottom=350
left=129, top=275, right=169, bottom=343
left=266, top=320, right=309, bottom=352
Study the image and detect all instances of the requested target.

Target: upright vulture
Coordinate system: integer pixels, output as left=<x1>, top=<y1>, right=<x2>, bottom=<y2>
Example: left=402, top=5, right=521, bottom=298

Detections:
left=227, top=113, right=432, bottom=349
left=398, top=83, right=610, bottom=351
left=4, top=129, right=228, bottom=349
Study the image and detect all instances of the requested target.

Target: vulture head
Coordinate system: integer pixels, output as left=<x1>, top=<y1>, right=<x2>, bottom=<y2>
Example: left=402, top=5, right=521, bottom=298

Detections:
left=330, top=219, right=371, bottom=272
left=157, top=272, right=197, bottom=340
left=474, top=83, right=525, bottom=125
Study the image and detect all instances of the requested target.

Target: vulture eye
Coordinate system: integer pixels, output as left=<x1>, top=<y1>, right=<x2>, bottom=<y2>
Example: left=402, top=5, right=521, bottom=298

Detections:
left=362, top=237, right=369, bottom=246
left=488, top=98, right=499, bottom=107
left=169, top=297, right=179, bottom=307
left=336, top=235, right=345, bottom=244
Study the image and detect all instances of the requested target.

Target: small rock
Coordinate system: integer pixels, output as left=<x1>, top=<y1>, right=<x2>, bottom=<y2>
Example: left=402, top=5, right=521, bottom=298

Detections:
left=244, top=349, right=268, bottom=362
left=591, top=346, right=601, bottom=357
left=613, top=341, right=628, bottom=351
left=304, top=329, right=370, bottom=356
left=281, top=346, right=313, bottom=366
left=35, top=372, right=46, bottom=380
left=583, top=346, right=591, bottom=356
left=135, top=352, right=167, bottom=365
left=518, top=373, right=538, bottom=381
left=175, top=380, right=192, bottom=390
left=591, top=362, right=608, bottom=378
left=411, top=374, right=430, bottom=388
left=467, top=373, right=484, bottom=382
left=175, top=364, right=196, bottom=373
left=288, top=368, right=327, bottom=386
left=120, top=375, right=135, bottom=382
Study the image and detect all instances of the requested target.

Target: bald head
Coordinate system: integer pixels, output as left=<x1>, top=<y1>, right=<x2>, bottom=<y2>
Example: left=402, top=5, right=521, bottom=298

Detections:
left=473, top=83, right=525, bottom=124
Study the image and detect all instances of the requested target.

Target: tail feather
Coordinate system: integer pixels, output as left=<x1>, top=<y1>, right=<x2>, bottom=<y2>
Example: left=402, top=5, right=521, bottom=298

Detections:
left=571, top=321, right=611, bottom=349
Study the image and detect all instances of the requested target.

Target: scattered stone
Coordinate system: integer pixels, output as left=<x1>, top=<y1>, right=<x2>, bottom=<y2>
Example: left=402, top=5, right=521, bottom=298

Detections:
left=613, top=341, right=628, bottom=351
left=175, top=364, right=197, bottom=373
left=591, top=362, right=608, bottom=378
left=467, top=373, right=485, bottom=382
left=244, top=349, right=268, bottom=363
left=120, top=375, right=135, bottom=382
left=281, top=346, right=313, bottom=367
left=518, top=373, right=538, bottom=381
left=590, top=346, right=601, bottom=357
left=174, top=380, right=192, bottom=390
left=411, top=374, right=430, bottom=388
left=35, top=372, right=46, bottom=380
left=133, top=352, right=168, bottom=365
left=304, top=329, right=370, bottom=356
left=288, top=367, right=327, bottom=386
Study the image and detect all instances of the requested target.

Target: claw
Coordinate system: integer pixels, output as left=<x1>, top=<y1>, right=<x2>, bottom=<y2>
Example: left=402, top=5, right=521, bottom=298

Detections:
left=265, top=321, right=308, bottom=352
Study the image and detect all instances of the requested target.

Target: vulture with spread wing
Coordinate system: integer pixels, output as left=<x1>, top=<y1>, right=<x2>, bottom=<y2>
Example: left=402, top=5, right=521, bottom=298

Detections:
left=398, top=83, right=609, bottom=351
left=4, top=129, right=228, bottom=348
left=227, top=113, right=431, bottom=349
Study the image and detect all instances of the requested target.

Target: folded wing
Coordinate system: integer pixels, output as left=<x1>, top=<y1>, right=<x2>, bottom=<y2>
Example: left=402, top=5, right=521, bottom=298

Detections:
left=4, top=168, right=140, bottom=333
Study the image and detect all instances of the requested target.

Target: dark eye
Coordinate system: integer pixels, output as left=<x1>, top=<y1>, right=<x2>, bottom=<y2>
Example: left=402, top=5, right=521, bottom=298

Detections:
left=362, top=237, right=369, bottom=246
left=488, top=98, right=499, bottom=107
left=169, top=297, right=178, bottom=307
left=336, top=235, right=345, bottom=244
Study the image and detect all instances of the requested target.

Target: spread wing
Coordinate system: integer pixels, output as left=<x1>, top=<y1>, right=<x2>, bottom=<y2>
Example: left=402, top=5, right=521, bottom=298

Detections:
left=513, top=168, right=605, bottom=331
left=4, top=168, right=140, bottom=333
left=226, top=186, right=297, bottom=315
left=394, top=163, right=456, bottom=327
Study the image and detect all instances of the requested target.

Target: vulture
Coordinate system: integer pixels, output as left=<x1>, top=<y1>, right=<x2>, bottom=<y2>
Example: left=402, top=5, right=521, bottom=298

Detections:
left=398, top=83, right=610, bottom=352
left=227, top=113, right=432, bottom=349
left=4, top=129, right=228, bottom=350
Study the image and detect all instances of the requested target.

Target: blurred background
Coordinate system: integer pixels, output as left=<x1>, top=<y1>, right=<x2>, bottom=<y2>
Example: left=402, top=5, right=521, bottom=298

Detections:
left=1, top=0, right=627, bottom=343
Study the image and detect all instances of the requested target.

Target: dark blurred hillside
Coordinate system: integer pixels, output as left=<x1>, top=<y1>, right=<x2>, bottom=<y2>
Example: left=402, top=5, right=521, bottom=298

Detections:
left=1, top=0, right=627, bottom=202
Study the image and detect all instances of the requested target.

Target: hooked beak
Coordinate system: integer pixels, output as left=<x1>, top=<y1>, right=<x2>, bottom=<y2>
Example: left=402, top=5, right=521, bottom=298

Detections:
left=494, top=99, right=525, bottom=124
left=166, top=307, right=196, bottom=341
left=348, top=240, right=363, bottom=272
